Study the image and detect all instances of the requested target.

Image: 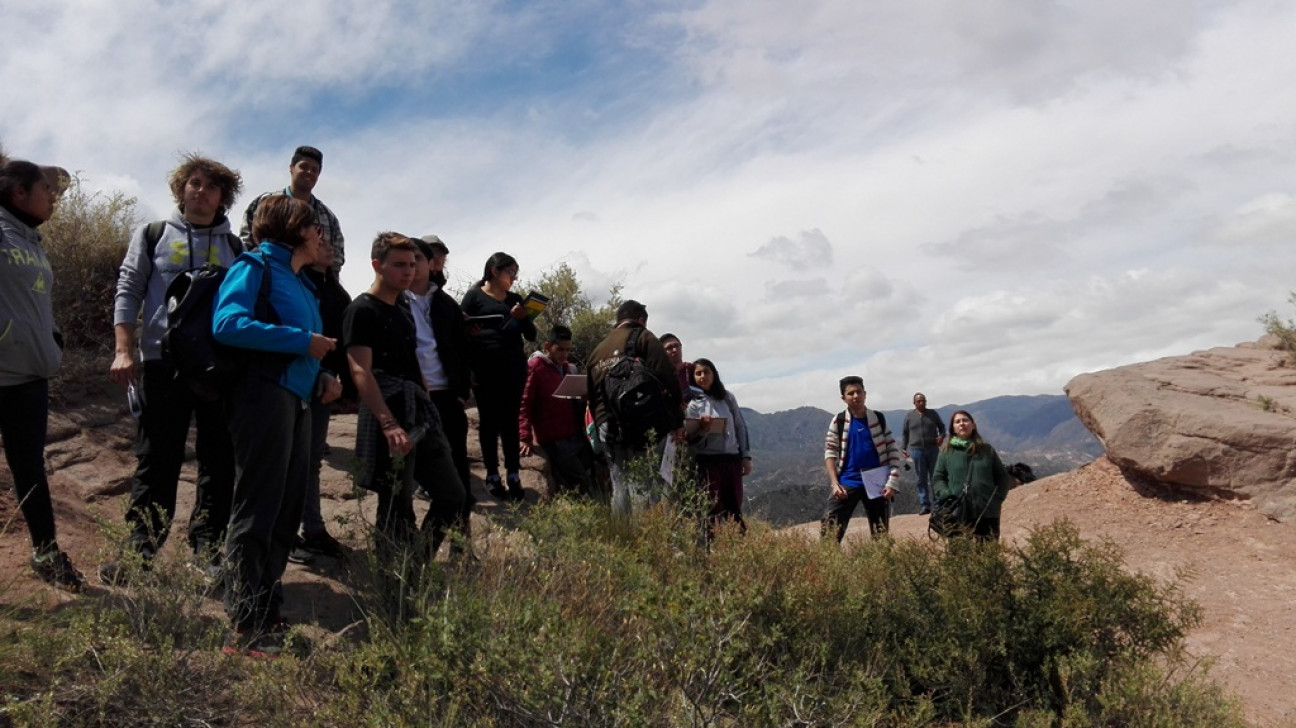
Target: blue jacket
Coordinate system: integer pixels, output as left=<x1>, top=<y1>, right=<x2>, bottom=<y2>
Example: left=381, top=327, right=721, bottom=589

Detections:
left=212, top=241, right=321, bottom=401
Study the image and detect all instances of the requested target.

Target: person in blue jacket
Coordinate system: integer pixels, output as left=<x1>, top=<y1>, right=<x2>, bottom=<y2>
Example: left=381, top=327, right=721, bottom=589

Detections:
left=212, top=195, right=338, bottom=651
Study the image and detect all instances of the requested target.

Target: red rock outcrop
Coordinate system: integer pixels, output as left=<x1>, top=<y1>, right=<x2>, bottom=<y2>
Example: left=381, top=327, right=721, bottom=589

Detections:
left=1066, top=336, right=1296, bottom=522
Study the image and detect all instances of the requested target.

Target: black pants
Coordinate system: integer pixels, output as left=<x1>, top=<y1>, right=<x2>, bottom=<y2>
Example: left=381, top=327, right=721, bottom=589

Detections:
left=472, top=361, right=525, bottom=477
left=0, top=379, right=58, bottom=551
left=822, top=487, right=890, bottom=543
left=387, top=425, right=467, bottom=556
left=222, top=375, right=310, bottom=632
left=540, top=434, right=596, bottom=497
left=428, top=389, right=473, bottom=516
left=126, top=359, right=234, bottom=557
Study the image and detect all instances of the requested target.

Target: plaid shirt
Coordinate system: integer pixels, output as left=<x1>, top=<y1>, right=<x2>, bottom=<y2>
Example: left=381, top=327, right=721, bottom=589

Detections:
left=354, top=372, right=440, bottom=492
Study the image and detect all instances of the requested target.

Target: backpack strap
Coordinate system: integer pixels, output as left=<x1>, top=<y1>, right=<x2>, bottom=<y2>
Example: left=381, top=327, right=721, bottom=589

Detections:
left=144, top=222, right=244, bottom=277
left=834, top=411, right=846, bottom=448
left=624, top=326, right=644, bottom=359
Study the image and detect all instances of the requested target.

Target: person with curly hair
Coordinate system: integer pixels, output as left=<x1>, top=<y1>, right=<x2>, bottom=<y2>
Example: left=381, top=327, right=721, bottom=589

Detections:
left=102, top=153, right=245, bottom=586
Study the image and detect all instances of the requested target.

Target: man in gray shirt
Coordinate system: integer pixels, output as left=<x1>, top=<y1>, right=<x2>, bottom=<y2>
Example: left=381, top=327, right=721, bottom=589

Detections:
left=900, top=392, right=945, bottom=515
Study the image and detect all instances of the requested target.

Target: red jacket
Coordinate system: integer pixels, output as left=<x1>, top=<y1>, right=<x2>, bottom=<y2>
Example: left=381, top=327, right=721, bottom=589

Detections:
left=519, top=353, right=584, bottom=444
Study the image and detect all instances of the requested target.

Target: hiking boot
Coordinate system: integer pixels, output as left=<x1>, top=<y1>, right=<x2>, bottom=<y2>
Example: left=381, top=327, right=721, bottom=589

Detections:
left=506, top=473, right=525, bottom=502
left=287, top=536, right=315, bottom=565
left=300, top=529, right=345, bottom=559
left=414, top=485, right=433, bottom=502
left=32, top=548, right=84, bottom=593
left=485, top=474, right=508, bottom=500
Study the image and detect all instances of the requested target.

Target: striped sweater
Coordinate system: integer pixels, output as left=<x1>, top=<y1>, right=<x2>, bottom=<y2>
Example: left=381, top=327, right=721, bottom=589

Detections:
left=823, top=408, right=902, bottom=490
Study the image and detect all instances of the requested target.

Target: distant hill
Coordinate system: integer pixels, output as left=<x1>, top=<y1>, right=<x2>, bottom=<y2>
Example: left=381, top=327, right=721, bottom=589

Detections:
left=742, top=394, right=1102, bottom=526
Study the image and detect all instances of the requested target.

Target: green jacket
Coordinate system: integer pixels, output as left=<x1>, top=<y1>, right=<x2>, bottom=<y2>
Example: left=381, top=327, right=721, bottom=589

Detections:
left=932, top=440, right=1011, bottom=521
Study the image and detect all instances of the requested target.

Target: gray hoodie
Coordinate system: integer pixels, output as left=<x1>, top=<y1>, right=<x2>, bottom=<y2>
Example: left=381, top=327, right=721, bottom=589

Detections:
left=0, top=206, right=62, bottom=385
left=113, top=208, right=241, bottom=362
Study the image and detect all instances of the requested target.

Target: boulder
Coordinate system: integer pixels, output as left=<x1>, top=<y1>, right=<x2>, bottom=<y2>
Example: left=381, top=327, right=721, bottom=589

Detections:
left=1065, top=336, right=1296, bottom=522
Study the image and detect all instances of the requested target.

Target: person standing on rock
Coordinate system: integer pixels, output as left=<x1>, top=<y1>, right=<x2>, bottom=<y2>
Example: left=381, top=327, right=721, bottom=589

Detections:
left=345, top=232, right=465, bottom=557
left=901, top=392, right=945, bottom=515
left=103, top=154, right=245, bottom=585
left=587, top=299, right=683, bottom=519
left=239, top=145, right=344, bottom=271
left=821, top=376, right=902, bottom=543
left=659, top=333, right=693, bottom=402
left=0, top=158, right=85, bottom=592
left=406, top=234, right=474, bottom=549
left=931, top=410, right=1011, bottom=541
left=213, top=195, right=337, bottom=650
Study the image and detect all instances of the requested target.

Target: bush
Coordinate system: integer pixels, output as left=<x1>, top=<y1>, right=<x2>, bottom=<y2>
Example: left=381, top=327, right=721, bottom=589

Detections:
left=519, top=263, right=621, bottom=368
left=1259, top=292, right=1296, bottom=360
left=41, top=176, right=139, bottom=356
left=322, top=503, right=1245, bottom=727
left=0, top=497, right=1247, bottom=727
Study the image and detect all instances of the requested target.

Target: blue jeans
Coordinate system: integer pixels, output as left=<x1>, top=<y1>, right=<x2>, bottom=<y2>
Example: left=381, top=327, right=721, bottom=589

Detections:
left=911, top=446, right=939, bottom=510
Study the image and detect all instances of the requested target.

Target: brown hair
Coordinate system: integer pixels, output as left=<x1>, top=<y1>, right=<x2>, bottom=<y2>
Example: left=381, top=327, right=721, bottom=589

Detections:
left=168, top=153, right=243, bottom=212
left=251, top=195, right=314, bottom=248
left=370, top=231, right=418, bottom=262
left=943, top=409, right=986, bottom=456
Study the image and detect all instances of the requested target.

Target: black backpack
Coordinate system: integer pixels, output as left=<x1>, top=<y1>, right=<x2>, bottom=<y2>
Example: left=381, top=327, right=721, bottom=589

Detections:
left=600, top=327, right=674, bottom=447
left=161, top=251, right=286, bottom=402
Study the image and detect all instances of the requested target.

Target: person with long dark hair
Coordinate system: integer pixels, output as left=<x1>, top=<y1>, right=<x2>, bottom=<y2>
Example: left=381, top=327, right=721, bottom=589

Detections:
left=684, top=358, right=752, bottom=537
left=460, top=252, right=536, bottom=501
left=213, top=195, right=337, bottom=651
left=930, top=410, right=1011, bottom=541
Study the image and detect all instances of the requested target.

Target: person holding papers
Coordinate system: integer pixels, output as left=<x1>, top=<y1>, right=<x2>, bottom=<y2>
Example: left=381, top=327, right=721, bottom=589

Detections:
left=820, top=376, right=902, bottom=543
left=684, top=358, right=751, bottom=538
left=519, top=325, right=594, bottom=497
left=461, top=252, right=537, bottom=501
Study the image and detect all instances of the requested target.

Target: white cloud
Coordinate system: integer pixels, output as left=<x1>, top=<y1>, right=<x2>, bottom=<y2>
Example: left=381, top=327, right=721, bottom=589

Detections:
left=5, top=0, right=1295, bottom=417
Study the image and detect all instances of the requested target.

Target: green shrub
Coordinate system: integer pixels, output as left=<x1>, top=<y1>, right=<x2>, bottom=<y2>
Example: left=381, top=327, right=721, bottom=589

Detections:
left=0, top=496, right=1249, bottom=727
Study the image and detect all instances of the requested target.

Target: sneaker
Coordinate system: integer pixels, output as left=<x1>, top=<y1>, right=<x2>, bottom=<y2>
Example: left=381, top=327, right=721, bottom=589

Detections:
left=287, top=536, right=316, bottom=565
left=414, top=485, right=432, bottom=501
left=32, top=549, right=85, bottom=593
left=506, top=473, right=525, bottom=502
left=919, top=506, right=932, bottom=516
left=485, top=474, right=508, bottom=500
left=300, top=530, right=345, bottom=559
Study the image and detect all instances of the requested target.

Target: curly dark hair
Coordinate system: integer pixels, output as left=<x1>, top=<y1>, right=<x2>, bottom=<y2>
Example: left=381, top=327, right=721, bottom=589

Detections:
left=168, top=153, right=243, bottom=213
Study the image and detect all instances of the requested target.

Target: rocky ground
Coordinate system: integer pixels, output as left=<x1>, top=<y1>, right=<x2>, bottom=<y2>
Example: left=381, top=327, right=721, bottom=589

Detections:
left=2, top=390, right=1294, bottom=726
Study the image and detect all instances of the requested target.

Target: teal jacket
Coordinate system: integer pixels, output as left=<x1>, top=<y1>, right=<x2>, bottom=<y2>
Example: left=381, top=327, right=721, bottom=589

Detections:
left=931, top=440, right=1011, bottom=521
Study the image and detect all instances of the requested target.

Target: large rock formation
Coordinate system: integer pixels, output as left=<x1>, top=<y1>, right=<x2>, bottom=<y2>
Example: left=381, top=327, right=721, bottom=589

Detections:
left=1066, top=336, right=1296, bottom=522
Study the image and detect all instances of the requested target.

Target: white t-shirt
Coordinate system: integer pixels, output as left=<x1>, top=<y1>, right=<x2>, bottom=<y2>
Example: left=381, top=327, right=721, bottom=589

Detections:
left=405, top=286, right=448, bottom=391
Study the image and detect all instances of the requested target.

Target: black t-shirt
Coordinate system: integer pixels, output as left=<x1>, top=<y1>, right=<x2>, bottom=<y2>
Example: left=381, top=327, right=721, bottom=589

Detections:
left=342, top=293, right=422, bottom=385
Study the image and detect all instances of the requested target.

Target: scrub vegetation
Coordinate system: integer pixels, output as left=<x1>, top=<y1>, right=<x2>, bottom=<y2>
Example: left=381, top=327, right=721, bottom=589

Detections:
left=0, top=500, right=1248, bottom=727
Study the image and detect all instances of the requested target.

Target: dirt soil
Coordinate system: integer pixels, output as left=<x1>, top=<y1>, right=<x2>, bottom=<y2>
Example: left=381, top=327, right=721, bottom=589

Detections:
left=3, top=388, right=1295, bottom=726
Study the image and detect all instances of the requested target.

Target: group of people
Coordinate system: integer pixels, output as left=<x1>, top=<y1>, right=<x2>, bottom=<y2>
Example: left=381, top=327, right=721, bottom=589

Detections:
left=2, top=145, right=1008, bottom=653
left=822, top=380, right=1012, bottom=542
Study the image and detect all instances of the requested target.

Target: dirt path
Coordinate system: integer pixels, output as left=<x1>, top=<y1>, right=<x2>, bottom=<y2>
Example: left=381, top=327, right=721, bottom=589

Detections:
left=3, top=398, right=1294, bottom=726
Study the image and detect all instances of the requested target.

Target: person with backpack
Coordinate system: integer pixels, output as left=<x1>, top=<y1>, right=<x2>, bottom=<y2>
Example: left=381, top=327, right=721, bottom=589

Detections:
left=930, top=410, right=1011, bottom=541
left=460, top=252, right=537, bottom=502
left=103, top=154, right=245, bottom=586
left=821, top=376, right=902, bottom=543
left=0, top=158, right=85, bottom=592
left=587, top=300, right=683, bottom=519
left=212, top=195, right=338, bottom=651
left=519, top=325, right=596, bottom=498
left=684, top=358, right=752, bottom=538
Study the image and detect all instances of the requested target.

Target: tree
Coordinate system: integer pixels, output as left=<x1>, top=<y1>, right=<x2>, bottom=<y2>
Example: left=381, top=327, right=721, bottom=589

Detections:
left=519, top=263, right=621, bottom=368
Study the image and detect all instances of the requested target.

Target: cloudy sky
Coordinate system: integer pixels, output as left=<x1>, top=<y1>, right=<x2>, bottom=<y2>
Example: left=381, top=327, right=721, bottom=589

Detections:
left=4, top=0, right=1294, bottom=413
